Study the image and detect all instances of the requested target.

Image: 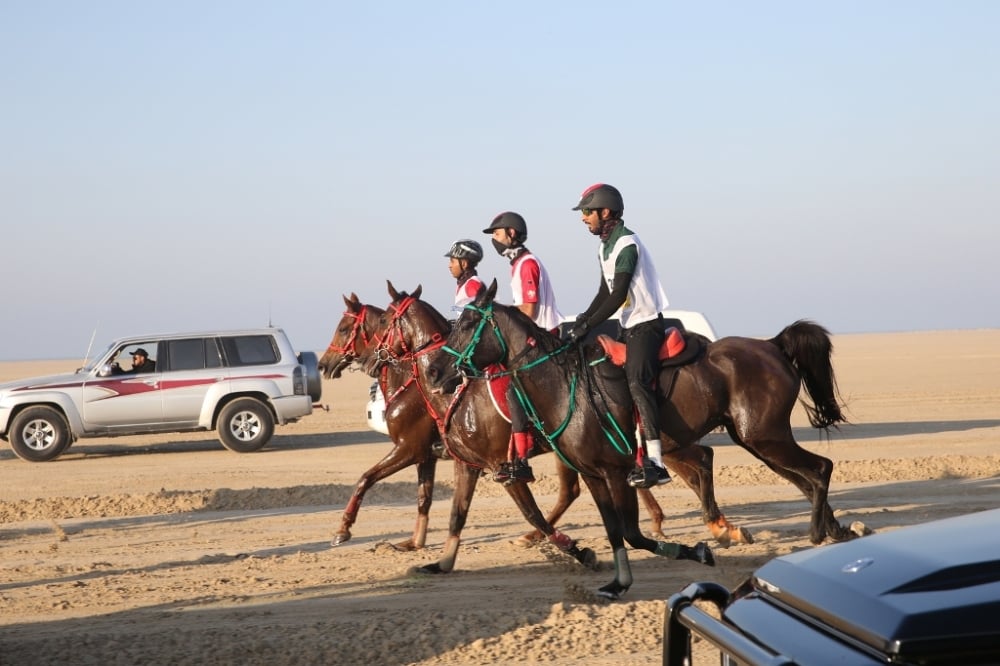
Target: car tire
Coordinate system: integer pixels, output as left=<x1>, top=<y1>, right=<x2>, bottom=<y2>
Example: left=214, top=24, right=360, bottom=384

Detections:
left=217, top=398, right=274, bottom=453
left=298, top=351, right=322, bottom=403
left=9, top=406, right=73, bottom=462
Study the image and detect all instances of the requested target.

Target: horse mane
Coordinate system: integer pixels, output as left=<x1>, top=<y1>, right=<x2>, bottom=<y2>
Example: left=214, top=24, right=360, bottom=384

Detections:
left=392, top=291, right=452, bottom=333
left=490, top=300, right=568, bottom=358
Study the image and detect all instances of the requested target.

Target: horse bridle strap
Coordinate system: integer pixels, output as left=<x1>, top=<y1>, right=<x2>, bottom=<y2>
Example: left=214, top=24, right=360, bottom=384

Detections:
left=326, top=305, right=371, bottom=359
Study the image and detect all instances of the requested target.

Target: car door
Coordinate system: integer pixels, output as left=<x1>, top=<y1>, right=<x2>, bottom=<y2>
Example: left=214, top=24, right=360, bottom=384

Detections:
left=159, top=337, right=227, bottom=425
left=82, top=345, right=163, bottom=429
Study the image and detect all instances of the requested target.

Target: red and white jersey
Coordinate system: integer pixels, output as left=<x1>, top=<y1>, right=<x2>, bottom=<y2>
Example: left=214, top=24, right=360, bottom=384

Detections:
left=510, top=251, right=562, bottom=330
left=454, top=275, right=485, bottom=308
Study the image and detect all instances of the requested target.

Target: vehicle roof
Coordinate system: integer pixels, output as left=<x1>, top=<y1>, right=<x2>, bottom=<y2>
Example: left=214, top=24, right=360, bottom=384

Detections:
left=105, top=328, right=289, bottom=345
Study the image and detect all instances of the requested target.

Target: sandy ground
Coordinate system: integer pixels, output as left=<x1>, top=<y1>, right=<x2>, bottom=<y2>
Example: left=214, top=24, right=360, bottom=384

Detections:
left=2, top=329, right=999, bottom=665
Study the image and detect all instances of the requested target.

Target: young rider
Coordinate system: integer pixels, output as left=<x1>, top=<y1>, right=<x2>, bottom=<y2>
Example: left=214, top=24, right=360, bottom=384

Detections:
left=482, top=211, right=563, bottom=483
left=564, top=183, right=673, bottom=489
left=445, top=239, right=485, bottom=308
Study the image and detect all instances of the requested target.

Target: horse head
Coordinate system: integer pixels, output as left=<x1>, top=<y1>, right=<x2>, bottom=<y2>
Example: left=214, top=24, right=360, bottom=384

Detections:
left=318, top=293, right=387, bottom=379
left=427, top=279, right=508, bottom=389
left=364, top=281, right=451, bottom=378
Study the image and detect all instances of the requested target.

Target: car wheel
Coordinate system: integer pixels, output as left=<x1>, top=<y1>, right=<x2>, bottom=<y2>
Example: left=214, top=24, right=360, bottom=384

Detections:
left=9, top=406, right=73, bottom=462
left=217, top=398, right=274, bottom=453
left=298, top=351, right=322, bottom=403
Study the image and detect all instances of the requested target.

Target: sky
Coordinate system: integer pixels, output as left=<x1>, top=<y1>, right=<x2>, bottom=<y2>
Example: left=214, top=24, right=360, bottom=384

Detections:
left=2, top=2, right=999, bottom=361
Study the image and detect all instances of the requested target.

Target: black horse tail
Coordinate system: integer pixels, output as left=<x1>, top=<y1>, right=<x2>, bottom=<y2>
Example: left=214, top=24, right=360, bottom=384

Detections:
left=769, top=319, right=847, bottom=430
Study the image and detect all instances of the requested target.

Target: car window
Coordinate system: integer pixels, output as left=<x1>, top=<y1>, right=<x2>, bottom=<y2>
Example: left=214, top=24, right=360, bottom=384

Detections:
left=165, top=338, right=201, bottom=371
left=221, top=335, right=278, bottom=367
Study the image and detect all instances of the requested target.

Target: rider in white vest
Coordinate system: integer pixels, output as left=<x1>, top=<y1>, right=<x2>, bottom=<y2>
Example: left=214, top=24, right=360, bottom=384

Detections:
left=565, top=184, right=673, bottom=488
left=482, top=211, right=563, bottom=484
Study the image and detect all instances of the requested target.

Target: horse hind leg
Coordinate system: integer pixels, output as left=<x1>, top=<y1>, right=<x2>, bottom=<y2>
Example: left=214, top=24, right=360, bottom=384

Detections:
left=741, top=431, right=853, bottom=544
left=662, top=444, right=754, bottom=546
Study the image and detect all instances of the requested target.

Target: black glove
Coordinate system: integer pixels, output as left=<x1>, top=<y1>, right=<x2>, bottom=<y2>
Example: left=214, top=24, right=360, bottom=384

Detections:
left=563, top=318, right=590, bottom=344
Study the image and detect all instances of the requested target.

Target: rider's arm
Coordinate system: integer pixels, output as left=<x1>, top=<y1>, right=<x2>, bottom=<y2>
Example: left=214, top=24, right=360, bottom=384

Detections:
left=580, top=272, right=631, bottom=328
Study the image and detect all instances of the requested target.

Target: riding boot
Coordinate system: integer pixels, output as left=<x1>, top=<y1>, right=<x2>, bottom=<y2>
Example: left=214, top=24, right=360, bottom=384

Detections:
left=495, top=432, right=535, bottom=484
left=627, top=458, right=671, bottom=489
left=644, top=439, right=672, bottom=484
left=510, top=432, right=534, bottom=482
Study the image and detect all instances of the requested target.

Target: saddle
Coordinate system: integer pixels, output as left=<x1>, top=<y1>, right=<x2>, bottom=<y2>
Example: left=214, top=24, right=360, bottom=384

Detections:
left=595, top=327, right=707, bottom=400
left=596, top=327, right=699, bottom=368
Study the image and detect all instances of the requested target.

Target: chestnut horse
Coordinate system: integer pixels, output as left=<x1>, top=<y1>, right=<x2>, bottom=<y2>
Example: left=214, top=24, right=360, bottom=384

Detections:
left=371, top=282, right=713, bottom=599
left=427, top=281, right=856, bottom=563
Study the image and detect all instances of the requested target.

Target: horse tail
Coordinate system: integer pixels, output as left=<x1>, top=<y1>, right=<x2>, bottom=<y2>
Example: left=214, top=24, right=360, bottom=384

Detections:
left=769, top=319, right=847, bottom=430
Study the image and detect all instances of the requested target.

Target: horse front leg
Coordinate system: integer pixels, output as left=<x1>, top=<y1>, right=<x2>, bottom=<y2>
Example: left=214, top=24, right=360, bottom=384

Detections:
left=515, top=461, right=582, bottom=546
left=418, top=460, right=479, bottom=574
left=503, top=480, right=597, bottom=569
left=662, top=444, right=754, bottom=546
left=333, top=439, right=432, bottom=547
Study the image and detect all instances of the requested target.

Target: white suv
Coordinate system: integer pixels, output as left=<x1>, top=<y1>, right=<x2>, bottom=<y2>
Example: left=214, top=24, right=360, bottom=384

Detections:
left=0, top=328, right=322, bottom=462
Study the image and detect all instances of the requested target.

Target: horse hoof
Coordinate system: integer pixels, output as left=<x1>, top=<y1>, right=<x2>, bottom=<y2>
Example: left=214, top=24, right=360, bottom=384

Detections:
left=850, top=521, right=873, bottom=537
left=738, top=527, right=755, bottom=545
left=574, top=547, right=598, bottom=570
left=596, top=580, right=629, bottom=601
left=415, top=562, right=446, bottom=575
left=331, top=532, right=351, bottom=547
left=393, top=539, right=420, bottom=552
left=693, top=542, right=715, bottom=567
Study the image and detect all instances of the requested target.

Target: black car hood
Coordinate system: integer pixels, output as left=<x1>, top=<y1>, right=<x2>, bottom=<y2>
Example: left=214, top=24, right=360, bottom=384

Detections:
left=746, top=507, right=1000, bottom=662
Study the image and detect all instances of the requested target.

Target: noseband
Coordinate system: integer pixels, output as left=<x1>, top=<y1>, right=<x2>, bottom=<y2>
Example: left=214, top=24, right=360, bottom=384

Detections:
left=326, top=305, right=374, bottom=365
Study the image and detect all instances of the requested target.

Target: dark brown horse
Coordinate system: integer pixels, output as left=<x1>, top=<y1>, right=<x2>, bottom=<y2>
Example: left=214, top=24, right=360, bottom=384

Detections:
left=427, top=280, right=856, bottom=562
left=375, top=282, right=713, bottom=599
left=319, top=291, right=695, bottom=553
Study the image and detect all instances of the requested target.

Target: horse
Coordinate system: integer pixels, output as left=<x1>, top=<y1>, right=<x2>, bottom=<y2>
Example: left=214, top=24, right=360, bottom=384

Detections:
left=319, top=288, right=607, bottom=573
left=375, top=282, right=714, bottom=599
left=318, top=292, right=686, bottom=552
left=426, top=280, right=857, bottom=576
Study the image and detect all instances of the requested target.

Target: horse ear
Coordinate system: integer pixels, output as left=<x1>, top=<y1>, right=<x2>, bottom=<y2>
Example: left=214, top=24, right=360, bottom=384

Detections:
left=479, top=279, right=498, bottom=305
left=413, top=284, right=422, bottom=299
left=343, top=293, right=360, bottom=310
left=387, top=280, right=399, bottom=301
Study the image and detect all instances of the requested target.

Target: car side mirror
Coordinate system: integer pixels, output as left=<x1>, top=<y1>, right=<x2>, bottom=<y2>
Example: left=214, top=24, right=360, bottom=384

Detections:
left=97, top=364, right=114, bottom=378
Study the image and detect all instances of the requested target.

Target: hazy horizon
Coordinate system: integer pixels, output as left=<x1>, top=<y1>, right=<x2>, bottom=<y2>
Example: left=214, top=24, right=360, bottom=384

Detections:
left=3, top=2, right=998, bottom=362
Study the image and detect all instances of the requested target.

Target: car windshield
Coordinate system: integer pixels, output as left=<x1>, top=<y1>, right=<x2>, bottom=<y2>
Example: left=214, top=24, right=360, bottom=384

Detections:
left=78, top=342, right=118, bottom=373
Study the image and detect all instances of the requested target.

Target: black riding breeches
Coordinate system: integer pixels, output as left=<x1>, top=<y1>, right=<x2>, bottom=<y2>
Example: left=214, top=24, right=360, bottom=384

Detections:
left=623, top=318, right=664, bottom=438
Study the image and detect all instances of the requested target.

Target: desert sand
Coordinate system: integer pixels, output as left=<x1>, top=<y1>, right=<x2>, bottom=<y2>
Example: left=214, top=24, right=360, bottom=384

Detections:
left=2, top=329, right=999, bottom=664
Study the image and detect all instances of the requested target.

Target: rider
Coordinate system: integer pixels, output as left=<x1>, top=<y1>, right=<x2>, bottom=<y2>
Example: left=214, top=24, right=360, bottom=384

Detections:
left=482, top=211, right=563, bottom=484
left=445, top=239, right=486, bottom=308
left=564, top=183, right=673, bottom=489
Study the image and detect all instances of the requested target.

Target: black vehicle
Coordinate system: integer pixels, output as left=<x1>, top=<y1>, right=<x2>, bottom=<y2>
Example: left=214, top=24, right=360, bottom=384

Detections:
left=664, top=508, right=1000, bottom=665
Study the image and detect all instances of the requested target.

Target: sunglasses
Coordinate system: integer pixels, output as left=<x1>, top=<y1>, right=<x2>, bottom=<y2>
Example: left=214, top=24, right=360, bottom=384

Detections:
left=580, top=208, right=596, bottom=216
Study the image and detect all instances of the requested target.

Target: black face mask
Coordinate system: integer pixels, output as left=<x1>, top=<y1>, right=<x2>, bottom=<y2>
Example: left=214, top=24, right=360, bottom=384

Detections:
left=491, top=238, right=508, bottom=256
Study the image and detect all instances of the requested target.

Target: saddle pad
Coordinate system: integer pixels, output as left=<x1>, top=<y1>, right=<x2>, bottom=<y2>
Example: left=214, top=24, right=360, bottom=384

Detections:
left=485, top=363, right=512, bottom=423
left=597, top=327, right=687, bottom=367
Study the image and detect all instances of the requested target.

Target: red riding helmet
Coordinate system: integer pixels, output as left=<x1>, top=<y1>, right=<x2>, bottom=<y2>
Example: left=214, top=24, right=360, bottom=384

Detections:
left=572, top=183, right=624, bottom=214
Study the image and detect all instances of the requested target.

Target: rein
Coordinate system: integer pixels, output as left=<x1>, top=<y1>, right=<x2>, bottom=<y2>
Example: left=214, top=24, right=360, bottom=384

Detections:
left=373, top=296, right=472, bottom=454
left=441, top=302, right=592, bottom=471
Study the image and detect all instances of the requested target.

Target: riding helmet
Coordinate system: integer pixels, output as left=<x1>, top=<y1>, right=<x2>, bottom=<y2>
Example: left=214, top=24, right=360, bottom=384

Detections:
left=482, top=211, right=528, bottom=237
left=572, top=183, right=624, bottom=214
left=444, top=239, right=484, bottom=263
